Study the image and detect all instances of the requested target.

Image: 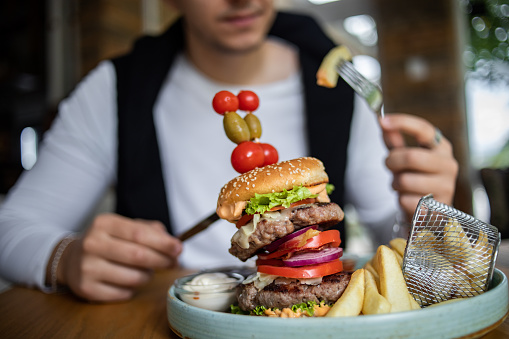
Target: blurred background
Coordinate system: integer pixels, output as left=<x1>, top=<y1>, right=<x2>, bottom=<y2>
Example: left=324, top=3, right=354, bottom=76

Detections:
left=0, top=0, right=508, bottom=246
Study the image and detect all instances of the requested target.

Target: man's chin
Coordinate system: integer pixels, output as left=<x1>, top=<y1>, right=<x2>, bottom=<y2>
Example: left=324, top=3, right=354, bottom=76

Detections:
left=214, top=35, right=266, bottom=55
left=219, top=44, right=263, bottom=55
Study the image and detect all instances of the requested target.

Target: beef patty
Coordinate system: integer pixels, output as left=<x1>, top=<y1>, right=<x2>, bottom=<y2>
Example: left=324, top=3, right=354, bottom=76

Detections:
left=236, top=271, right=352, bottom=311
left=229, top=202, right=343, bottom=261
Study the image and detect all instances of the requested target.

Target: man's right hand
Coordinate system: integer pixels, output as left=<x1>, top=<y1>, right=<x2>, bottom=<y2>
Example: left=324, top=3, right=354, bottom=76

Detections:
left=57, top=213, right=182, bottom=302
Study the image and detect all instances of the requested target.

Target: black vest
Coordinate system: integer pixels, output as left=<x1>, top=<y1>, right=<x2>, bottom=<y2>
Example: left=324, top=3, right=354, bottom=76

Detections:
left=112, top=12, right=354, bottom=242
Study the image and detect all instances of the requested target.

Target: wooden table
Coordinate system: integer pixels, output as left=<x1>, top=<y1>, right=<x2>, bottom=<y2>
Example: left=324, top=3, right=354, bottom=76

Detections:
left=0, top=256, right=508, bottom=338
left=0, top=267, right=196, bottom=339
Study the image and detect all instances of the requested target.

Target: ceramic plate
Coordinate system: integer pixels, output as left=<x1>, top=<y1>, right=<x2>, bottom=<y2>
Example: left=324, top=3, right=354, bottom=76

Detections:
left=167, top=269, right=508, bottom=339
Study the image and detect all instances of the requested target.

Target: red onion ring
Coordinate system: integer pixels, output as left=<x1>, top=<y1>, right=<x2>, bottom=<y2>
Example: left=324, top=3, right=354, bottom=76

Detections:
left=282, top=247, right=343, bottom=267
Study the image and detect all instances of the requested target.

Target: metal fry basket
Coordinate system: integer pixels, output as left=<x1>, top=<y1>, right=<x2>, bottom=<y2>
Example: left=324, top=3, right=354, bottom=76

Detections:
left=402, top=195, right=501, bottom=307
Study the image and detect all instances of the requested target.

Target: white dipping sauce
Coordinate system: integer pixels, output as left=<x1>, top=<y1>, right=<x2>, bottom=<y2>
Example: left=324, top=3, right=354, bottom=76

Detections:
left=178, top=273, right=242, bottom=311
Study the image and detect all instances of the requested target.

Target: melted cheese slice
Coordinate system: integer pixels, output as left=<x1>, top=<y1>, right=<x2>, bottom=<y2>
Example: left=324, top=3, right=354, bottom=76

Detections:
left=232, top=213, right=260, bottom=249
left=232, top=210, right=290, bottom=249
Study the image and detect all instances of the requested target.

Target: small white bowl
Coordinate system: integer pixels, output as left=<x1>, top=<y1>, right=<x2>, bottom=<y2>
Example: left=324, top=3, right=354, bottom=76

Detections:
left=173, top=272, right=244, bottom=312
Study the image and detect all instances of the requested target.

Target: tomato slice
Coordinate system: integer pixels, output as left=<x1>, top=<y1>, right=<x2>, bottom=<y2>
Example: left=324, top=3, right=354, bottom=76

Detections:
left=276, top=228, right=320, bottom=251
left=257, top=259, right=343, bottom=279
left=269, top=198, right=317, bottom=212
left=257, top=230, right=341, bottom=260
left=236, top=214, right=255, bottom=229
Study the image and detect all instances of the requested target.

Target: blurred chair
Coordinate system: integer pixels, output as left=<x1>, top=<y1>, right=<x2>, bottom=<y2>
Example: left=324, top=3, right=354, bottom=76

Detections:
left=480, top=168, right=509, bottom=239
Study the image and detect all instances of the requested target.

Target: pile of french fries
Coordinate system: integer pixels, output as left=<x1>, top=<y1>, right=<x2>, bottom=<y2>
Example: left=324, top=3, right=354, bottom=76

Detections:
left=442, top=218, right=492, bottom=295
left=326, top=238, right=420, bottom=317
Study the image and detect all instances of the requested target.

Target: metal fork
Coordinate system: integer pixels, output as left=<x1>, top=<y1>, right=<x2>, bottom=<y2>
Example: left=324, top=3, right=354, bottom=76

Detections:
left=336, top=59, right=384, bottom=118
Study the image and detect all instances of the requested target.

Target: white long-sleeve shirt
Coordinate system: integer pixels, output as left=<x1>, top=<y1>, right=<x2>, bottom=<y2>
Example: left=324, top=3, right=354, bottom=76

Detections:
left=0, top=53, right=398, bottom=290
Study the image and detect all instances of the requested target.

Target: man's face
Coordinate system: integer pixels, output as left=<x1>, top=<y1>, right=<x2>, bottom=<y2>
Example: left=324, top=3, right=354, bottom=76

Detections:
left=169, top=0, right=276, bottom=54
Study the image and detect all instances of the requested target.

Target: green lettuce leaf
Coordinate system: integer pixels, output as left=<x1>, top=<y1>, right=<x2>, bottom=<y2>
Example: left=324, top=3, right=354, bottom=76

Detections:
left=291, top=301, right=318, bottom=317
left=326, top=183, right=335, bottom=195
left=230, top=305, right=250, bottom=315
left=244, top=185, right=318, bottom=215
left=252, top=305, right=269, bottom=316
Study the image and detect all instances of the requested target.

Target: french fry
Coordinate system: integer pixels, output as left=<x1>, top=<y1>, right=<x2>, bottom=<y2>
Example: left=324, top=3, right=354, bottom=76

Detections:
left=392, top=249, right=403, bottom=267
left=462, top=230, right=492, bottom=296
left=409, top=250, right=456, bottom=307
left=471, top=230, right=492, bottom=271
left=453, top=265, right=482, bottom=297
left=474, top=230, right=491, bottom=254
left=442, top=218, right=473, bottom=257
left=442, top=219, right=492, bottom=297
left=408, top=294, right=421, bottom=310
left=454, top=230, right=492, bottom=297
left=373, top=245, right=413, bottom=313
left=363, top=261, right=380, bottom=290
left=316, top=45, right=352, bottom=88
left=362, top=269, right=391, bottom=315
left=326, top=269, right=365, bottom=317
left=389, top=238, right=407, bottom=258
left=414, top=229, right=440, bottom=248
left=471, top=229, right=494, bottom=293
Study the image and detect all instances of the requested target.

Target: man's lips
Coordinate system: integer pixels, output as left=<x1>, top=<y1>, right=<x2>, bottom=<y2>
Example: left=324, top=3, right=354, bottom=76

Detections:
left=220, top=11, right=262, bottom=29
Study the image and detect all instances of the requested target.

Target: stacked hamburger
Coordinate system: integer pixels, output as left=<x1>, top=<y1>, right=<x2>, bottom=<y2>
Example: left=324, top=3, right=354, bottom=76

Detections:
left=216, top=157, right=352, bottom=317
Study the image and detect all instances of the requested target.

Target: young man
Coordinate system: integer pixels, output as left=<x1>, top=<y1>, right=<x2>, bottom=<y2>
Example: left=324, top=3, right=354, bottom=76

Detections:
left=0, top=0, right=458, bottom=301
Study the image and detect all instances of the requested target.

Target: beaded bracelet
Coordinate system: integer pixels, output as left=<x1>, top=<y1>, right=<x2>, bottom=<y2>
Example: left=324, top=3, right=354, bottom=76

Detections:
left=50, top=235, right=77, bottom=293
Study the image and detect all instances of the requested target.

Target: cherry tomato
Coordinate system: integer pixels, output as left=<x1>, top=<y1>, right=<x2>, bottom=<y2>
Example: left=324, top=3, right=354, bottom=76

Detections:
left=212, top=90, right=239, bottom=115
left=259, top=143, right=278, bottom=166
left=257, top=259, right=343, bottom=279
left=231, top=141, right=264, bottom=173
left=237, top=90, right=259, bottom=112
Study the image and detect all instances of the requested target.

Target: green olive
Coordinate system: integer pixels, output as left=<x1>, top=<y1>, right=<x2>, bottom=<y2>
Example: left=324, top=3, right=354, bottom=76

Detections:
left=223, top=111, right=251, bottom=144
left=244, top=113, right=262, bottom=140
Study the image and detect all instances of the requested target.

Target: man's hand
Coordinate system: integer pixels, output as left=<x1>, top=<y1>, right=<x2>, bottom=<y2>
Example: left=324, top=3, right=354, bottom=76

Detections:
left=379, top=114, right=459, bottom=221
left=57, top=213, right=182, bottom=302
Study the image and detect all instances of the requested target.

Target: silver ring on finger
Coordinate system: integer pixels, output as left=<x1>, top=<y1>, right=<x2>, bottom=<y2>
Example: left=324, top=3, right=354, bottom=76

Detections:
left=432, top=127, right=442, bottom=148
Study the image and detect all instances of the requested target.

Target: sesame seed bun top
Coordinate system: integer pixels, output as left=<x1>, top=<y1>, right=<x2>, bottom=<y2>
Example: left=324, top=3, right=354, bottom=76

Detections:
left=216, top=157, right=329, bottom=222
